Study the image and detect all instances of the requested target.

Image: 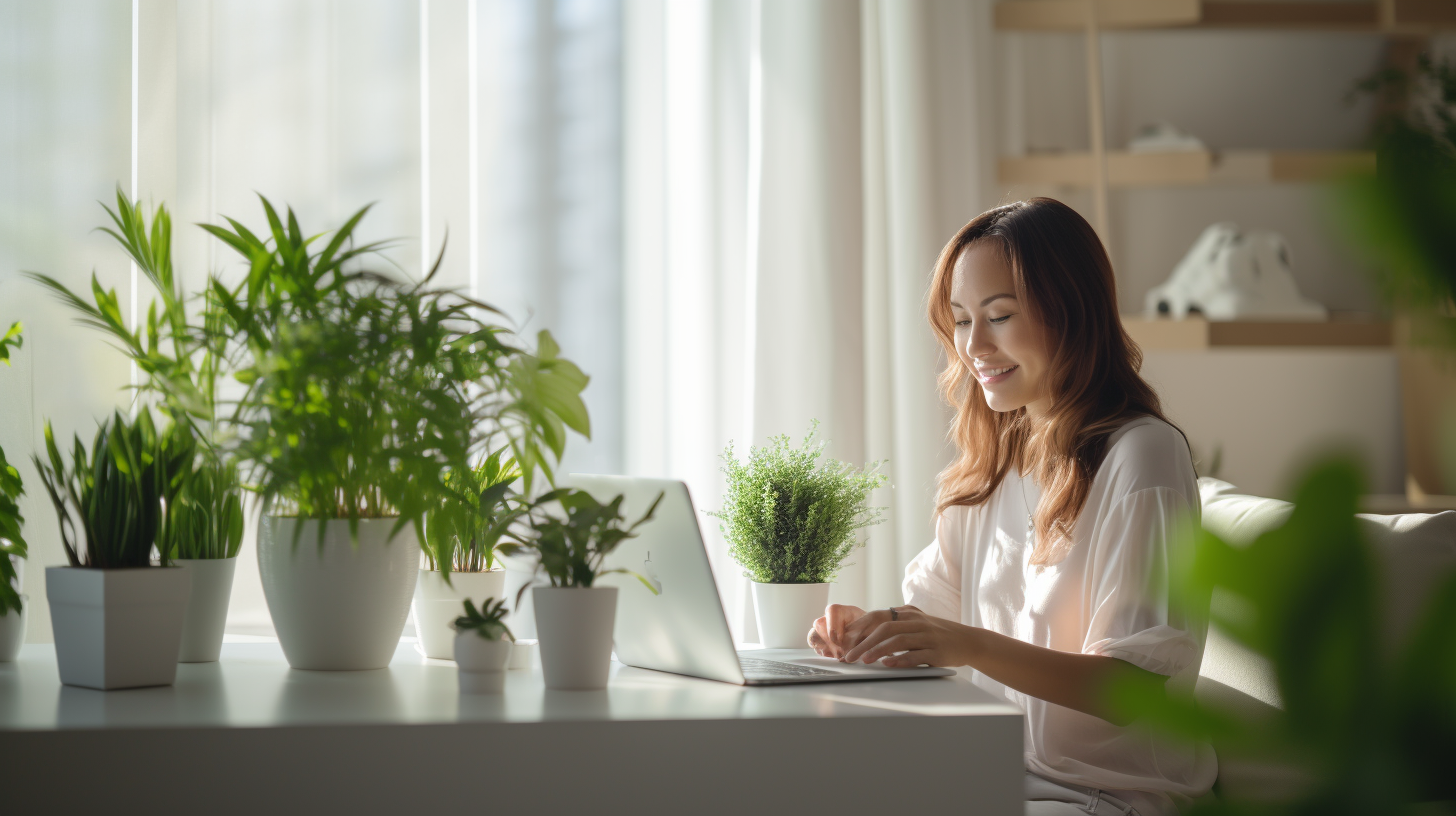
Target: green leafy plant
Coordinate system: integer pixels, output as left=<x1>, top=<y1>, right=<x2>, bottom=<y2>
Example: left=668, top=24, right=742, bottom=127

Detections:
left=500, top=488, right=664, bottom=597
left=160, top=457, right=244, bottom=561
left=33, top=408, right=195, bottom=569
left=424, top=449, right=525, bottom=579
left=1108, top=458, right=1456, bottom=815
left=454, top=597, right=515, bottom=642
left=708, top=423, right=887, bottom=584
left=29, top=190, right=244, bottom=560
left=206, top=196, right=590, bottom=549
left=0, top=322, right=28, bottom=615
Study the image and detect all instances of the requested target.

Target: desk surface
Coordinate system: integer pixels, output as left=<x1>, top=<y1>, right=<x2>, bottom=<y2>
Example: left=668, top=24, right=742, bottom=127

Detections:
left=0, top=641, right=1026, bottom=815
left=1, top=640, right=1021, bottom=732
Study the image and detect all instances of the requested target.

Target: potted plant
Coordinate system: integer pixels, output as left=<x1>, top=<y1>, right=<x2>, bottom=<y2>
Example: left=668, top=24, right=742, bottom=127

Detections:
left=453, top=597, right=514, bottom=693
left=500, top=488, right=662, bottom=690
left=212, top=197, right=587, bottom=671
left=33, top=409, right=195, bottom=689
left=414, top=451, right=523, bottom=660
left=31, top=191, right=245, bottom=663
left=0, top=322, right=28, bottom=662
left=709, top=423, right=886, bottom=648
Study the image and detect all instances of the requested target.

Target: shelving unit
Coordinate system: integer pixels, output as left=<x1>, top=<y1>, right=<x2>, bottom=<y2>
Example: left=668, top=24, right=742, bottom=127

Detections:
left=995, top=1, right=1456, bottom=33
left=999, top=150, right=1375, bottom=188
left=1123, top=315, right=1393, bottom=350
left=995, top=0, right=1448, bottom=350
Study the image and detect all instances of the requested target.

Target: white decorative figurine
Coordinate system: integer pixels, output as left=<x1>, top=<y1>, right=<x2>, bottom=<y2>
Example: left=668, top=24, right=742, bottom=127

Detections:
left=1144, top=223, right=1327, bottom=321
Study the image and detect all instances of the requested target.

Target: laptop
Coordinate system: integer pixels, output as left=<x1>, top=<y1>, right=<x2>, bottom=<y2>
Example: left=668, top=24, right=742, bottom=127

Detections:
left=565, top=474, right=956, bottom=686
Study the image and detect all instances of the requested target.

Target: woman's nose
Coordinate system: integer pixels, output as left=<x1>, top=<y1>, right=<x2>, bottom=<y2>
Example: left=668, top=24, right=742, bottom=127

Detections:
left=966, top=321, right=995, bottom=358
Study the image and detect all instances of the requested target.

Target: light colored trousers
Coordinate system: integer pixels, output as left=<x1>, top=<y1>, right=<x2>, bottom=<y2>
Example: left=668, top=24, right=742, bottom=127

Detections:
left=1024, top=772, right=1143, bottom=816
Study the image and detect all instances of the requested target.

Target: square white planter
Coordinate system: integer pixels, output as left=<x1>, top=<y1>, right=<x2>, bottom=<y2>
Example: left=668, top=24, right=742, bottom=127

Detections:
left=46, top=566, right=191, bottom=690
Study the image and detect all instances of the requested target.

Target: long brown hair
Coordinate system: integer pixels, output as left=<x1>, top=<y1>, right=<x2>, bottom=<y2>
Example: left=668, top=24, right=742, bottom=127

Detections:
left=927, top=198, right=1180, bottom=566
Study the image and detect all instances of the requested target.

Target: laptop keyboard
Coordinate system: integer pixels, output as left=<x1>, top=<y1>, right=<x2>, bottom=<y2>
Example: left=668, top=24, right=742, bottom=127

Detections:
left=738, top=656, right=841, bottom=679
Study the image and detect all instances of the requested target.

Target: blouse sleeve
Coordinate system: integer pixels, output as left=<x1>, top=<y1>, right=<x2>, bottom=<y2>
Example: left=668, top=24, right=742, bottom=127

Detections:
left=1082, top=486, right=1204, bottom=678
left=901, top=510, right=964, bottom=622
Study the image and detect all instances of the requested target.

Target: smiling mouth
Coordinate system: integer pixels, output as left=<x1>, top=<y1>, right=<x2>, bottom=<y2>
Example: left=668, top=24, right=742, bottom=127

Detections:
left=976, top=365, right=1018, bottom=384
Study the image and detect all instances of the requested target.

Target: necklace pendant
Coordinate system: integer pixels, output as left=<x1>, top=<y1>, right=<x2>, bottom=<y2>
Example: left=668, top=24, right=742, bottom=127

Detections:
left=1026, top=515, right=1034, bottom=534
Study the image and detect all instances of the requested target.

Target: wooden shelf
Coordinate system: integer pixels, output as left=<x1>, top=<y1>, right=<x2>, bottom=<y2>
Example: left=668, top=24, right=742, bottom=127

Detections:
left=995, top=1, right=1456, bottom=32
left=1124, top=316, right=1393, bottom=350
left=999, top=150, right=1374, bottom=188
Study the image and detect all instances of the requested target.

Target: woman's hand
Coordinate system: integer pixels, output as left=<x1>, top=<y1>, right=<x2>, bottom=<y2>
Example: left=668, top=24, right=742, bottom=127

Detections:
left=839, top=605, right=976, bottom=668
left=808, top=604, right=867, bottom=658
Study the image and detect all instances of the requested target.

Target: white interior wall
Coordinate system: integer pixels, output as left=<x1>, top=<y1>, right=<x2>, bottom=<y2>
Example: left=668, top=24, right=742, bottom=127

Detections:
left=994, top=25, right=1422, bottom=497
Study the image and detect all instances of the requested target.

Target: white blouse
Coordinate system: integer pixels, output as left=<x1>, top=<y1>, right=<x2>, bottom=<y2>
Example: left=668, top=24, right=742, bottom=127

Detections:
left=903, top=417, right=1217, bottom=816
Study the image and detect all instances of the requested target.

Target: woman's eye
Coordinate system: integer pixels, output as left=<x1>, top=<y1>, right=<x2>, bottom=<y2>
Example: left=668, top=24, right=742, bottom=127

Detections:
left=989, top=315, right=1012, bottom=324
left=955, top=318, right=972, bottom=327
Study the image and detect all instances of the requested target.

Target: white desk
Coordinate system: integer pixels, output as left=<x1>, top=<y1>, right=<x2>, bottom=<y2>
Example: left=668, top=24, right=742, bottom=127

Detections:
left=0, top=641, right=1024, bottom=815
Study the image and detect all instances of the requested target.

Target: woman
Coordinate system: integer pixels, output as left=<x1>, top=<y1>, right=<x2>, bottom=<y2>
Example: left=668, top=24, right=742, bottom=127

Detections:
left=810, top=198, right=1216, bottom=816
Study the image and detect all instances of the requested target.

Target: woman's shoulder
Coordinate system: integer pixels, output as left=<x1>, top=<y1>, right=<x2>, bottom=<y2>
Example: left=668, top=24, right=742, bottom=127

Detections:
left=1096, top=415, right=1197, bottom=505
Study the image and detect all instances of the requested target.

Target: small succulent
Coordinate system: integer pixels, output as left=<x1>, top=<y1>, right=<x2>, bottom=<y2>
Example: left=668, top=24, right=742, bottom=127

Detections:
left=454, top=597, right=514, bottom=642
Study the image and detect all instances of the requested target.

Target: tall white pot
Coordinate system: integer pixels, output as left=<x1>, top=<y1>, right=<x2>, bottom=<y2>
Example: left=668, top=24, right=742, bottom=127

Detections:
left=412, top=568, right=506, bottom=660
left=0, top=595, right=26, bottom=662
left=175, top=557, right=237, bottom=663
left=533, top=586, right=617, bottom=690
left=46, top=567, right=191, bottom=689
left=751, top=581, right=830, bottom=649
left=258, top=516, right=419, bottom=670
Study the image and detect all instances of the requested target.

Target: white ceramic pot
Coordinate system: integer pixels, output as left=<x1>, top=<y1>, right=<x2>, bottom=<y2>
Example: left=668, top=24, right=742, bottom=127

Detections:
left=508, top=638, right=538, bottom=670
left=46, top=567, right=191, bottom=690
left=0, top=595, right=26, bottom=662
left=175, top=557, right=237, bottom=663
left=258, top=516, right=419, bottom=671
left=412, top=568, right=506, bottom=660
left=533, top=586, right=617, bottom=690
left=453, top=631, right=512, bottom=693
left=751, top=581, right=830, bottom=649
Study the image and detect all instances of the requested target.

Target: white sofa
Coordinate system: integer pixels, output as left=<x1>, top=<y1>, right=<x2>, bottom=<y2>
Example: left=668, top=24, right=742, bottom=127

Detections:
left=1194, top=477, right=1456, bottom=801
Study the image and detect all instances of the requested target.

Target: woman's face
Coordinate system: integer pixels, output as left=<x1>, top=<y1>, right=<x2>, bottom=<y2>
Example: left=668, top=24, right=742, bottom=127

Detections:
left=950, top=241, right=1052, bottom=418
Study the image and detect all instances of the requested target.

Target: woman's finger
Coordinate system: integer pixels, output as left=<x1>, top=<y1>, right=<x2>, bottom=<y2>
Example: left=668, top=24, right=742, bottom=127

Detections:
left=810, top=617, right=837, bottom=656
left=842, top=609, right=891, bottom=648
left=841, top=621, right=917, bottom=663
left=808, top=626, right=828, bottom=656
left=824, top=604, right=864, bottom=644
left=854, top=632, right=930, bottom=665
left=882, top=649, right=939, bottom=668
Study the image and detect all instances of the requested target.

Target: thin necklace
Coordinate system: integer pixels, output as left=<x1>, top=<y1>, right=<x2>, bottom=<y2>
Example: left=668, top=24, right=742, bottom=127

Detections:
left=1018, top=470, right=1035, bottom=539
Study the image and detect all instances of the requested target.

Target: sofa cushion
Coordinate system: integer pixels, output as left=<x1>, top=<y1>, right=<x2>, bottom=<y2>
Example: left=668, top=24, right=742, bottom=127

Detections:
left=1193, top=477, right=1456, bottom=802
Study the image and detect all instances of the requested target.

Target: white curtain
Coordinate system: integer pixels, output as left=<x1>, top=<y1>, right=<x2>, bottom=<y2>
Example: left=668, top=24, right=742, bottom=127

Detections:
left=623, top=0, right=997, bottom=639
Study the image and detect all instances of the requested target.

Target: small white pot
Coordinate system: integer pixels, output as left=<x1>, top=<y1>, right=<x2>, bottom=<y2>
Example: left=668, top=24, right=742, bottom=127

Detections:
left=751, top=581, right=830, bottom=649
left=454, top=631, right=512, bottom=693
left=533, top=586, right=617, bottom=690
left=46, top=567, right=191, bottom=690
left=175, top=557, right=237, bottom=663
left=258, top=516, right=419, bottom=671
left=413, top=568, right=506, bottom=660
left=0, top=595, right=26, bottom=662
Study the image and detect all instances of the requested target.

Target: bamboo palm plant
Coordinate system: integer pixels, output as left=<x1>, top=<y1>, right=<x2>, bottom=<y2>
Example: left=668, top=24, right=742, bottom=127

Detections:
left=29, top=189, right=244, bottom=561
left=202, top=195, right=590, bottom=549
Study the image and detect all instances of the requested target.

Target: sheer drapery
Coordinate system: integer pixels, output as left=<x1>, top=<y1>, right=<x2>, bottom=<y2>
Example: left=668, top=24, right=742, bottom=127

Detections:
left=623, top=0, right=996, bottom=638
left=1, top=0, right=996, bottom=643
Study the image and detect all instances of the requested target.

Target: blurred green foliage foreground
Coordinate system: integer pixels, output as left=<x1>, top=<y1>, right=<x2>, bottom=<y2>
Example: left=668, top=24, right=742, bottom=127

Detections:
left=1111, top=52, right=1456, bottom=815
left=1111, top=459, right=1456, bottom=816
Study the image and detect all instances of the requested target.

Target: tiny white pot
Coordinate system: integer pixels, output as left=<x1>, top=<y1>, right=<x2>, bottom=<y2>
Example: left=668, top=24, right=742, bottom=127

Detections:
left=175, top=557, right=237, bottom=663
left=413, top=568, right=506, bottom=660
left=454, top=631, right=512, bottom=693
left=533, top=586, right=617, bottom=690
left=751, top=581, right=830, bottom=649
left=46, top=567, right=191, bottom=690
left=258, top=516, right=419, bottom=671
left=0, top=595, right=26, bottom=662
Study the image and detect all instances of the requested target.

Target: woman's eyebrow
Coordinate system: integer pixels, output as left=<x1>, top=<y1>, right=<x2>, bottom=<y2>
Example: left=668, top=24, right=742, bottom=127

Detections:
left=979, top=293, right=1015, bottom=307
